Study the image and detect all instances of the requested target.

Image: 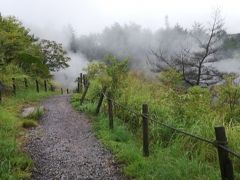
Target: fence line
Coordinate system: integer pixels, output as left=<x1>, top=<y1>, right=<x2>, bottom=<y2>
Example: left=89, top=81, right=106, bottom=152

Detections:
left=0, top=76, right=78, bottom=104
left=101, top=91, right=240, bottom=159
left=75, top=86, right=239, bottom=179
left=0, top=77, right=64, bottom=103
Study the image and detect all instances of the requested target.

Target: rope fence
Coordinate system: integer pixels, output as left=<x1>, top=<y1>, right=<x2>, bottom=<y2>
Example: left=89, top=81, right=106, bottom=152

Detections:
left=101, top=92, right=240, bottom=158
left=78, top=79, right=239, bottom=180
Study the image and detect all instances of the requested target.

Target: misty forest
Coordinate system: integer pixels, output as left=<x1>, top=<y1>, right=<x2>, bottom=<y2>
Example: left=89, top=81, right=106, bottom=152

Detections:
left=0, top=4, right=240, bottom=180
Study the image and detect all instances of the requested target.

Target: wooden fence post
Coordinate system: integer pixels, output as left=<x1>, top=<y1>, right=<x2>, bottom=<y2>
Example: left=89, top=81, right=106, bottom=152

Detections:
left=82, top=74, right=85, bottom=88
left=49, top=85, right=53, bottom=92
left=0, top=81, right=3, bottom=103
left=36, top=80, right=39, bottom=93
left=0, top=89, right=2, bottom=103
left=215, top=126, right=234, bottom=180
left=142, top=104, right=149, bottom=157
left=44, top=80, right=47, bottom=92
left=24, top=78, right=28, bottom=88
left=80, top=82, right=89, bottom=105
left=77, top=77, right=80, bottom=93
left=95, top=86, right=107, bottom=115
left=83, top=74, right=87, bottom=88
left=80, top=73, right=83, bottom=93
left=107, top=92, right=113, bottom=130
left=12, top=78, right=16, bottom=96
left=61, top=88, right=63, bottom=94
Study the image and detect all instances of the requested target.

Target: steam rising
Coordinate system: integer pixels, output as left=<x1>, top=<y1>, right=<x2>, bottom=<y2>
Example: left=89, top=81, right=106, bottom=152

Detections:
left=27, top=20, right=240, bottom=88
left=69, top=22, right=240, bottom=79
left=28, top=24, right=89, bottom=88
left=215, top=59, right=240, bottom=73
left=54, top=52, right=88, bottom=88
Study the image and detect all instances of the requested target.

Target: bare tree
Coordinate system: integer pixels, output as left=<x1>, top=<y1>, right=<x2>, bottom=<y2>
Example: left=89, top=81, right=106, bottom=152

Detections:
left=148, top=10, right=225, bottom=86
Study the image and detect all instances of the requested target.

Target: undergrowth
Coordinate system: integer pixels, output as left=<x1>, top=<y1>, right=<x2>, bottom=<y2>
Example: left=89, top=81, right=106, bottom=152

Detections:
left=70, top=57, right=240, bottom=179
left=71, top=94, right=222, bottom=180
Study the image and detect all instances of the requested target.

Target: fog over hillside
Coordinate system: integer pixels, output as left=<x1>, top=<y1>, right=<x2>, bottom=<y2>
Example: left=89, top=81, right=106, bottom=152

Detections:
left=2, top=0, right=240, bottom=87
left=25, top=19, right=240, bottom=87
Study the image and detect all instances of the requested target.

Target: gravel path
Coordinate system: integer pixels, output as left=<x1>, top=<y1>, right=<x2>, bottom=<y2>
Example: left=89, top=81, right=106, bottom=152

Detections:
left=25, top=95, right=125, bottom=180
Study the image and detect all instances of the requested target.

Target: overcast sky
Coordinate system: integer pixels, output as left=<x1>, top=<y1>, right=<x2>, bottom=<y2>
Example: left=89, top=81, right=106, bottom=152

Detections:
left=0, top=0, right=240, bottom=36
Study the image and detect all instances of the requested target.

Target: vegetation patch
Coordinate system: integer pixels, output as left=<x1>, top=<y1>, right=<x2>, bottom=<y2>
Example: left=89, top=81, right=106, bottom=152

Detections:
left=22, top=119, right=38, bottom=129
left=0, top=88, right=55, bottom=179
left=22, top=106, right=44, bottom=120
left=71, top=56, right=240, bottom=179
left=71, top=98, right=220, bottom=179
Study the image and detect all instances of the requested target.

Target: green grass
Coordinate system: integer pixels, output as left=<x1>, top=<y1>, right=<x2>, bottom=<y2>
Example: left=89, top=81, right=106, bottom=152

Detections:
left=0, top=88, right=56, bottom=179
left=71, top=94, right=221, bottom=179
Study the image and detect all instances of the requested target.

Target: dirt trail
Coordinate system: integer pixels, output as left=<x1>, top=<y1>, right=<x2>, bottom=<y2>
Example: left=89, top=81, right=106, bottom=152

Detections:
left=25, top=95, right=125, bottom=180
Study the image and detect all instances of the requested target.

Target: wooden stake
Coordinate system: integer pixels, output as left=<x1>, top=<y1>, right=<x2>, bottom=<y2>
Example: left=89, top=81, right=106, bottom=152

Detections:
left=215, top=126, right=234, bottom=180
left=36, top=80, right=39, bottom=93
left=80, top=83, right=89, bottom=105
left=107, top=92, right=113, bottom=130
left=95, top=86, right=107, bottom=115
left=142, top=104, right=149, bottom=157
left=44, top=80, right=47, bottom=92
left=12, top=78, right=16, bottom=96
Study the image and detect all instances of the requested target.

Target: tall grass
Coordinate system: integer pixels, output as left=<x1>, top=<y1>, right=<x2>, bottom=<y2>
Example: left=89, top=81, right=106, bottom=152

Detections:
left=71, top=71, right=240, bottom=179
left=71, top=95, right=220, bottom=179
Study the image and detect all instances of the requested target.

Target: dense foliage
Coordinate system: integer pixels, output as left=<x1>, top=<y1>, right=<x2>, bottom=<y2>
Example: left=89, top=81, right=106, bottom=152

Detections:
left=38, top=39, right=70, bottom=72
left=0, top=15, right=70, bottom=83
left=75, top=57, right=240, bottom=179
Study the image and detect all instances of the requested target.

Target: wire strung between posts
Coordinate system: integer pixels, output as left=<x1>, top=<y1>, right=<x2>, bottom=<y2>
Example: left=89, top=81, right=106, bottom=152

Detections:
left=102, top=92, right=140, bottom=117
left=217, top=144, right=240, bottom=159
left=149, top=114, right=215, bottom=145
left=102, top=92, right=214, bottom=144
left=101, top=92, right=240, bottom=159
left=150, top=115, right=240, bottom=159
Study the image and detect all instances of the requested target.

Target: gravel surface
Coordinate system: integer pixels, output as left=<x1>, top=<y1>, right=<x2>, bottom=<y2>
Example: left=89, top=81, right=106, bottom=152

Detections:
left=25, top=95, right=125, bottom=180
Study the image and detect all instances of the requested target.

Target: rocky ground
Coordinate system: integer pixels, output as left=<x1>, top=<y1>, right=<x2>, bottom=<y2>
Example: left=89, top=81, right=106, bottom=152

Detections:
left=25, top=95, right=125, bottom=180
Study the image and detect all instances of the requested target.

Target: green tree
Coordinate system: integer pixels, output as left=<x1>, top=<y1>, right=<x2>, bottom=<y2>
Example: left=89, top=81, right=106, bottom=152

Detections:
left=39, top=39, right=70, bottom=71
left=85, top=55, right=128, bottom=97
left=0, top=15, right=52, bottom=78
left=0, top=16, right=37, bottom=65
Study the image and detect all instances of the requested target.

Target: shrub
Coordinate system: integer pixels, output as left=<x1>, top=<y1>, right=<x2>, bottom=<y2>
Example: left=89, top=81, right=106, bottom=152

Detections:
left=27, top=106, right=44, bottom=120
left=22, top=119, right=38, bottom=128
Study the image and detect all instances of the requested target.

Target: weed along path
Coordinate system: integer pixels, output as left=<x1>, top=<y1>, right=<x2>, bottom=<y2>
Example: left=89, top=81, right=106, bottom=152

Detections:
left=25, top=95, right=124, bottom=180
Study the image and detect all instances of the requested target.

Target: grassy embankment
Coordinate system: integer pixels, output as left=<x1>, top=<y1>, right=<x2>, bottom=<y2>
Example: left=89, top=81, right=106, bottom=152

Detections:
left=71, top=72, right=240, bottom=180
left=0, top=83, right=56, bottom=179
